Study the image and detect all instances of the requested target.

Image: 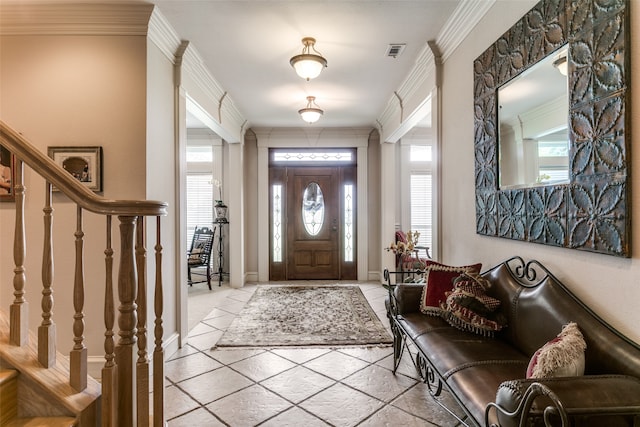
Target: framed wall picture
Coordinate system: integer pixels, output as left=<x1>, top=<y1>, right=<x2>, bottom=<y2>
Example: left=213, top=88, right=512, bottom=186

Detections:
left=0, top=144, right=16, bottom=202
left=48, top=146, right=103, bottom=192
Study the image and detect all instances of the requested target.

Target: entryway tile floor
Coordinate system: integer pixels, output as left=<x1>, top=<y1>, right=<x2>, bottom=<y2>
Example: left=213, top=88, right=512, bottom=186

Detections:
left=169, top=282, right=467, bottom=426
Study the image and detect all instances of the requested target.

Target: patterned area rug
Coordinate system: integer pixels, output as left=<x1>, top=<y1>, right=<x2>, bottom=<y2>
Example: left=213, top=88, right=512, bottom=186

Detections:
left=215, top=285, right=392, bottom=347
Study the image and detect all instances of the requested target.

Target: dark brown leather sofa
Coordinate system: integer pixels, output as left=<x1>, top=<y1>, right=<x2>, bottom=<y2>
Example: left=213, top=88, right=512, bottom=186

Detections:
left=385, top=257, right=640, bottom=427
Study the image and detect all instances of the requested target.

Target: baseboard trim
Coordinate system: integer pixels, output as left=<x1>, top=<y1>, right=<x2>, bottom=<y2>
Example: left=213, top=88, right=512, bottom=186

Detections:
left=368, top=271, right=383, bottom=282
left=88, top=331, right=181, bottom=381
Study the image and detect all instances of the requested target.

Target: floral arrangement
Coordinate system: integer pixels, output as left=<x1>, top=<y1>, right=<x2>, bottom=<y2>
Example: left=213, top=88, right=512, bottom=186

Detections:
left=212, top=178, right=223, bottom=204
left=386, top=230, right=420, bottom=255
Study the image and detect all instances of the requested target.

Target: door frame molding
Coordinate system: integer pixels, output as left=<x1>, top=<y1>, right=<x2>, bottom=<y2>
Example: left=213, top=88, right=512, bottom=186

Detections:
left=254, top=128, right=370, bottom=281
left=270, top=163, right=357, bottom=280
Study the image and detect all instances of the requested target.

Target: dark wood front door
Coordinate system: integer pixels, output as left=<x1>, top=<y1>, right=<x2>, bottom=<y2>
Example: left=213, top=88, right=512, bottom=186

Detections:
left=287, top=167, right=339, bottom=279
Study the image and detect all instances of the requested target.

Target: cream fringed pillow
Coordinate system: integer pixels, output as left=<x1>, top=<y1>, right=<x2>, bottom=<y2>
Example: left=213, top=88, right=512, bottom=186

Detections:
left=526, top=322, right=586, bottom=379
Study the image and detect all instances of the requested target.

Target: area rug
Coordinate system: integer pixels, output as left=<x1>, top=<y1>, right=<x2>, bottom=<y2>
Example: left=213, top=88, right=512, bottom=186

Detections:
left=215, top=285, right=392, bottom=347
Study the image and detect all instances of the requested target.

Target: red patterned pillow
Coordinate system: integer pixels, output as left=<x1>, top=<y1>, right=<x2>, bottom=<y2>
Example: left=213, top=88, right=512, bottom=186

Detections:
left=419, top=261, right=482, bottom=316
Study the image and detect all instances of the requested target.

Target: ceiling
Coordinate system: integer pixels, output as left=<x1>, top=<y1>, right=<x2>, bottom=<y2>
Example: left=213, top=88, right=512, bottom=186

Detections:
left=147, top=0, right=462, bottom=129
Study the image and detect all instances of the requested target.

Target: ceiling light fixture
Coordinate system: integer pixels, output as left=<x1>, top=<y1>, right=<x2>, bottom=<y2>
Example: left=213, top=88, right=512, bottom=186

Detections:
left=290, top=37, right=327, bottom=81
left=298, top=96, right=323, bottom=124
left=553, top=55, right=568, bottom=76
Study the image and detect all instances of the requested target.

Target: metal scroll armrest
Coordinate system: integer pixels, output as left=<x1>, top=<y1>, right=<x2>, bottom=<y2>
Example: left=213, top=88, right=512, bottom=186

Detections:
left=485, top=382, right=569, bottom=427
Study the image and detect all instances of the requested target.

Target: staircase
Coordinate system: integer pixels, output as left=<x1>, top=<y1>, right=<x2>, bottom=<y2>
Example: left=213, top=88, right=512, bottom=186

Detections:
left=1, top=369, right=75, bottom=427
left=0, top=120, right=169, bottom=426
left=0, top=310, right=100, bottom=427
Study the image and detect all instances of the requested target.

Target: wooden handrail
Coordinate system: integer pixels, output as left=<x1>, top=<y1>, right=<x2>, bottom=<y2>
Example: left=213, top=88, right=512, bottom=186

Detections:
left=2, top=119, right=168, bottom=425
left=0, top=120, right=168, bottom=217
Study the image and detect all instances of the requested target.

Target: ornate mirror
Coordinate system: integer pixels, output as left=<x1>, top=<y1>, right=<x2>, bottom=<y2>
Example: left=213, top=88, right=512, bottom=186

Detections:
left=474, top=0, right=630, bottom=257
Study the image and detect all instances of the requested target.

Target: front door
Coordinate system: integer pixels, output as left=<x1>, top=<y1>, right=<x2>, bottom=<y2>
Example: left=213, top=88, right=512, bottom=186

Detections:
left=287, top=167, right=339, bottom=279
left=269, top=160, right=357, bottom=281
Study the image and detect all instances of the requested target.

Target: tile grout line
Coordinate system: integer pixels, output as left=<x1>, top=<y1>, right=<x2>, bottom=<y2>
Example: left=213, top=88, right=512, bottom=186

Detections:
left=171, top=282, right=460, bottom=426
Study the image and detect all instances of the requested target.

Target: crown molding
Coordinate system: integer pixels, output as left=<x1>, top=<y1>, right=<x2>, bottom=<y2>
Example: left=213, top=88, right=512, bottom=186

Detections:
left=0, top=1, right=246, bottom=141
left=182, top=44, right=244, bottom=126
left=377, top=0, right=495, bottom=139
left=377, top=44, right=436, bottom=130
left=253, top=127, right=372, bottom=148
left=148, top=6, right=182, bottom=64
left=0, top=3, right=154, bottom=35
left=437, top=0, right=496, bottom=61
left=385, top=93, right=433, bottom=143
left=437, top=0, right=496, bottom=62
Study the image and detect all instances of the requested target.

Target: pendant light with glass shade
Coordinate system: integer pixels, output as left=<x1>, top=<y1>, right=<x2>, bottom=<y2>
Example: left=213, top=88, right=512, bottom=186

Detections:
left=552, top=46, right=569, bottom=76
left=290, top=37, right=327, bottom=81
left=299, top=96, right=323, bottom=124
left=552, top=55, right=568, bottom=76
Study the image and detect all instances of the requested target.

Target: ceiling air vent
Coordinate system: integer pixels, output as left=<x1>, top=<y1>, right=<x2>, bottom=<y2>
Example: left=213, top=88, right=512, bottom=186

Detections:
left=386, top=43, right=406, bottom=58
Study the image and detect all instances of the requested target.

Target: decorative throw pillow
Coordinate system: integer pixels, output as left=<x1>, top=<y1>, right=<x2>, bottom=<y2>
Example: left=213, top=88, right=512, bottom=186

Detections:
left=526, top=322, right=586, bottom=379
left=188, top=240, right=206, bottom=263
left=440, top=273, right=505, bottom=336
left=419, top=261, right=482, bottom=316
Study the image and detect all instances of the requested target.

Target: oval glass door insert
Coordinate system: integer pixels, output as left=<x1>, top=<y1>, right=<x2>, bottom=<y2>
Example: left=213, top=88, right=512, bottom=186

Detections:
left=302, top=182, right=324, bottom=236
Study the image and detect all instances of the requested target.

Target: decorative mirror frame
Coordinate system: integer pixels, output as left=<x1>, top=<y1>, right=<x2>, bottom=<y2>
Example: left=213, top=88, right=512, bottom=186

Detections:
left=474, top=0, right=630, bottom=257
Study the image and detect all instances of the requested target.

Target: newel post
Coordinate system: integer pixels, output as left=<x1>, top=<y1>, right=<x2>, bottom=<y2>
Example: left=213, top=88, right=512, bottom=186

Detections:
left=116, top=215, right=138, bottom=427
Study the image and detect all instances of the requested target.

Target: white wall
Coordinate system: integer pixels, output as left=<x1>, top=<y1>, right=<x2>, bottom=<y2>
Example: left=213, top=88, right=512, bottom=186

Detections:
left=439, top=0, right=640, bottom=343
left=243, top=130, right=259, bottom=281
left=249, top=127, right=374, bottom=281
left=367, top=130, right=382, bottom=278
left=0, top=34, right=149, bottom=354
left=146, top=39, right=179, bottom=352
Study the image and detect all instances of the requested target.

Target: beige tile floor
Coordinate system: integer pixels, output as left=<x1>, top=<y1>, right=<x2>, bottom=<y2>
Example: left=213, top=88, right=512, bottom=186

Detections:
left=170, top=281, right=467, bottom=426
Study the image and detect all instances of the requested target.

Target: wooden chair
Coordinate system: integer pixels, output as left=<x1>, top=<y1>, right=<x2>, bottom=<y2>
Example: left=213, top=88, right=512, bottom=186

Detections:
left=187, top=226, right=216, bottom=290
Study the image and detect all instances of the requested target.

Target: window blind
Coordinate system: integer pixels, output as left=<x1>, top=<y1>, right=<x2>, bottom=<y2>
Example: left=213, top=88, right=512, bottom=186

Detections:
left=410, top=173, right=432, bottom=249
left=186, top=174, right=213, bottom=248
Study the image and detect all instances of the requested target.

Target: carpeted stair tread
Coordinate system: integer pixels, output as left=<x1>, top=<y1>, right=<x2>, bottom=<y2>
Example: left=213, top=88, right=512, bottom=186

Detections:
left=3, top=417, right=77, bottom=427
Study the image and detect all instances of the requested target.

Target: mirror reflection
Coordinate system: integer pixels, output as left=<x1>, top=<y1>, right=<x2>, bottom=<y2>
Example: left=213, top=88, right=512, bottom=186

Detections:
left=498, top=45, right=569, bottom=189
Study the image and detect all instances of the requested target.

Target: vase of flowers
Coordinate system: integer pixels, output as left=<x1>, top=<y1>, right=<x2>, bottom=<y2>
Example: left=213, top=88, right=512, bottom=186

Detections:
left=386, top=230, right=427, bottom=271
left=386, top=230, right=420, bottom=255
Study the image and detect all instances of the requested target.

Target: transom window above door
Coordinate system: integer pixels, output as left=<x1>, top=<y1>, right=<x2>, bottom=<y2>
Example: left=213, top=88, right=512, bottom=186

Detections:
left=271, top=149, right=356, bottom=166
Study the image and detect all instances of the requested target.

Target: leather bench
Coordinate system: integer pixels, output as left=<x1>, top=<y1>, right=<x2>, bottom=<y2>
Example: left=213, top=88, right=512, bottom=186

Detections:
left=385, top=257, right=640, bottom=426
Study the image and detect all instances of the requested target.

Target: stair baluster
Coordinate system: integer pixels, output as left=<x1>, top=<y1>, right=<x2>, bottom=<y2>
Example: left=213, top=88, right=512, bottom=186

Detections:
left=102, top=215, right=118, bottom=426
left=136, top=216, right=150, bottom=427
left=39, top=181, right=56, bottom=368
left=70, top=206, right=88, bottom=392
left=10, top=159, right=28, bottom=347
left=153, top=216, right=165, bottom=427
left=116, top=215, right=138, bottom=427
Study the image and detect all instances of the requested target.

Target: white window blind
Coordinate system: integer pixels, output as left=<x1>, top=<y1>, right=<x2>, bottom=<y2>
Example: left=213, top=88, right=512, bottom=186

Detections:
left=410, top=173, right=432, bottom=250
left=186, top=174, right=213, bottom=248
